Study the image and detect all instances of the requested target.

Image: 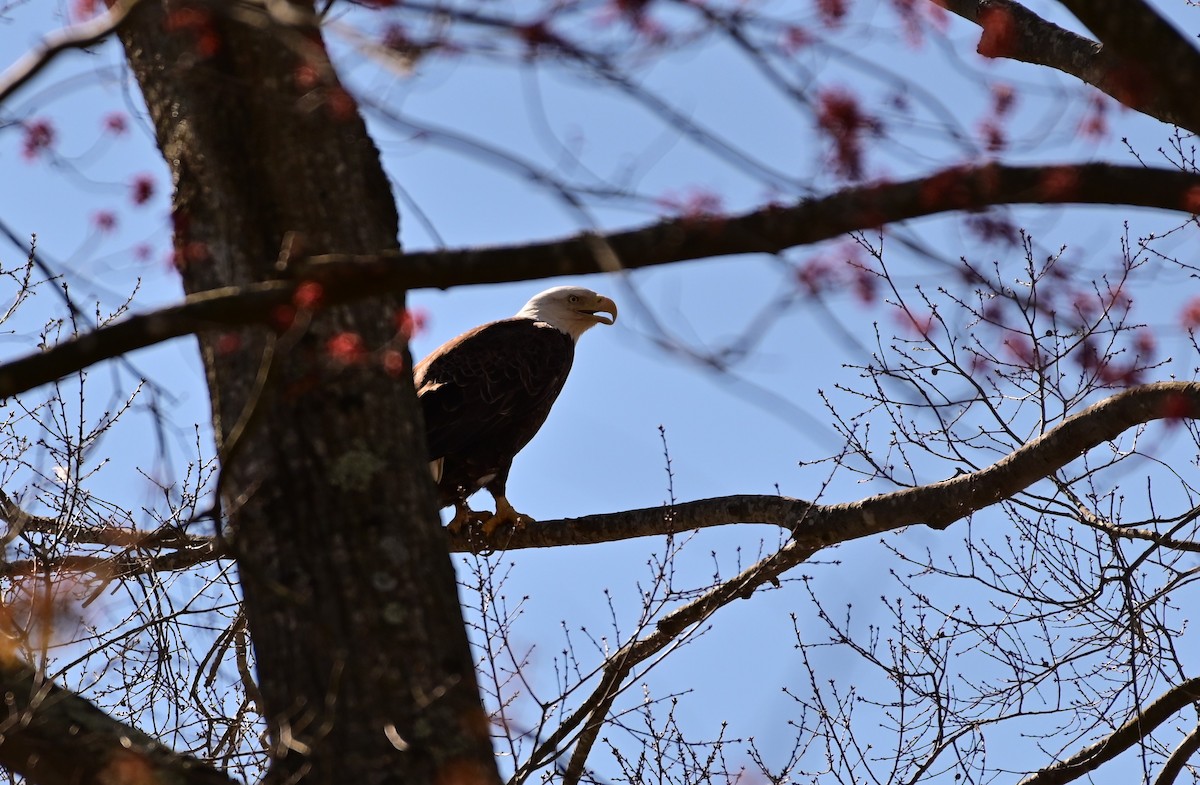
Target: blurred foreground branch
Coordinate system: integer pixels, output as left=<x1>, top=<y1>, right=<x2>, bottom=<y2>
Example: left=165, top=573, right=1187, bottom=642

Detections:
left=2, top=163, right=1200, bottom=401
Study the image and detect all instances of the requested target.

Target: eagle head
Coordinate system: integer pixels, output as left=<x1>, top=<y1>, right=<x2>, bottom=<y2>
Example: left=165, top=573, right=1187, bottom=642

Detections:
left=515, top=286, right=618, bottom=342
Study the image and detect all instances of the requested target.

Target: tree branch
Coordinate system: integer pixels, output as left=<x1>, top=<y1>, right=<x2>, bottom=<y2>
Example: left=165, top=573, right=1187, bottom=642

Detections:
left=1054, top=0, right=1200, bottom=130
left=0, top=541, right=226, bottom=581
left=2, top=163, right=1200, bottom=401
left=16, top=382, right=1200, bottom=579
left=933, top=0, right=1192, bottom=130
left=0, top=654, right=235, bottom=785
left=0, top=0, right=145, bottom=108
left=1019, top=678, right=1200, bottom=785
left=506, top=382, right=1200, bottom=779
left=1154, top=722, right=1200, bottom=785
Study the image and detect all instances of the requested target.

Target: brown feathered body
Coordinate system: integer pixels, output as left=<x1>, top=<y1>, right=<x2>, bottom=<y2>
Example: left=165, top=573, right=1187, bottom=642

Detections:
left=414, top=317, right=575, bottom=511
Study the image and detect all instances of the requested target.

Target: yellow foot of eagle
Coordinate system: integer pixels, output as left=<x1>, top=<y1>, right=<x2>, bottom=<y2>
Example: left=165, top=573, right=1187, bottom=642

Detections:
left=446, top=505, right=490, bottom=535
left=480, top=497, right=533, bottom=537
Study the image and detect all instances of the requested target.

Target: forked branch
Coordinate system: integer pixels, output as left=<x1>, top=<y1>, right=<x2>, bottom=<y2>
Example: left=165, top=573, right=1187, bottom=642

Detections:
left=506, top=382, right=1200, bottom=781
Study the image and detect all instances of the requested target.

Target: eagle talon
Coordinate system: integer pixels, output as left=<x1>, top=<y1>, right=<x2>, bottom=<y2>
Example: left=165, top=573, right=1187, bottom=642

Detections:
left=446, top=504, right=490, bottom=534
left=480, top=498, right=533, bottom=537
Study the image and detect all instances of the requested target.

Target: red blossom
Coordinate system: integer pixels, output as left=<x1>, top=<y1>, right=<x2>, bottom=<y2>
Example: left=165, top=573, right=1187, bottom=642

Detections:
left=1183, top=186, right=1200, bottom=214
left=293, top=281, right=325, bottom=311
left=395, top=307, right=429, bottom=339
left=93, top=211, right=117, bottom=233
left=1078, top=96, right=1108, bottom=140
left=889, top=0, right=923, bottom=46
left=816, top=88, right=879, bottom=180
left=613, top=0, right=652, bottom=21
left=1181, top=296, right=1200, bottom=329
left=659, top=187, right=724, bottom=221
left=965, top=213, right=1019, bottom=246
left=981, top=300, right=1005, bottom=323
left=517, top=20, right=562, bottom=51
left=134, top=244, right=153, bottom=262
left=1095, top=360, right=1141, bottom=387
left=1038, top=167, right=1079, bottom=201
left=978, top=120, right=1006, bottom=153
left=1076, top=340, right=1100, bottom=371
left=1070, top=291, right=1097, bottom=320
left=172, top=240, right=209, bottom=273
left=382, top=24, right=410, bottom=51
left=21, top=119, right=56, bottom=160
left=1103, top=284, right=1131, bottom=314
left=327, top=332, right=368, bottom=365
left=131, top=174, right=156, bottom=205
left=851, top=264, right=876, bottom=304
left=795, top=256, right=834, bottom=295
left=103, top=112, right=128, bottom=136
left=990, top=83, right=1016, bottom=116
left=325, top=87, right=357, bottom=120
left=381, top=349, right=407, bottom=377
left=272, top=305, right=297, bottom=331
left=919, top=167, right=972, bottom=210
left=164, top=6, right=221, bottom=58
left=928, top=4, right=949, bottom=30
left=215, top=333, right=242, bottom=355
left=815, top=0, right=848, bottom=28
left=897, top=309, right=934, bottom=338
left=1160, top=392, right=1194, bottom=423
left=782, top=26, right=812, bottom=53
left=72, top=0, right=100, bottom=19
left=1133, top=329, right=1155, bottom=357
left=295, top=63, right=321, bottom=91
left=1004, top=336, right=1035, bottom=367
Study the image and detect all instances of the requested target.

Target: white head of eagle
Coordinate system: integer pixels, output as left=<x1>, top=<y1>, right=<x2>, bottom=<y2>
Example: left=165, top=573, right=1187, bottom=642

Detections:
left=413, top=286, right=617, bottom=536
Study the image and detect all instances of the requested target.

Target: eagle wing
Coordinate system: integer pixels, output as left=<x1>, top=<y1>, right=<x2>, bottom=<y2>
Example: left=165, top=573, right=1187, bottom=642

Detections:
left=414, top=318, right=575, bottom=461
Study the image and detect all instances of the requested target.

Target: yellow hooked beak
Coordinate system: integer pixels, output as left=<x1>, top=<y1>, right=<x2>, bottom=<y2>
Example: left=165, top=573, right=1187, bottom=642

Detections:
left=581, top=295, right=617, bottom=325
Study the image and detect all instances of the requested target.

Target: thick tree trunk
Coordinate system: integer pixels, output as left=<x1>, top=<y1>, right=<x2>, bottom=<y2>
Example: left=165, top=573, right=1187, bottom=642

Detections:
left=118, top=3, right=498, bottom=783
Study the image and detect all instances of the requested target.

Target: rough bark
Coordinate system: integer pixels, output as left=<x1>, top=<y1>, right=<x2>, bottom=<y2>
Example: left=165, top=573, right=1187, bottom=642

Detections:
left=934, top=0, right=1194, bottom=131
left=1056, top=0, right=1200, bottom=131
left=117, top=3, right=499, bottom=783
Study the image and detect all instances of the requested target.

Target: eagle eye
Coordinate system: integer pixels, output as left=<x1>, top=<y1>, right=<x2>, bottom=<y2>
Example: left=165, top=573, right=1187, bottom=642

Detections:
left=568, top=295, right=580, bottom=303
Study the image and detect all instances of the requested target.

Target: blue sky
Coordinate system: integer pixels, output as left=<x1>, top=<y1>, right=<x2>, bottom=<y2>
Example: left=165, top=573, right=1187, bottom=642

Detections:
left=1, top=0, right=1198, bottom=780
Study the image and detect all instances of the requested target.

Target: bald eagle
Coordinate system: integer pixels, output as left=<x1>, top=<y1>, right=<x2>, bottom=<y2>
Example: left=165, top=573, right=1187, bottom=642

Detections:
left=414, top=286, right=617, bottom=535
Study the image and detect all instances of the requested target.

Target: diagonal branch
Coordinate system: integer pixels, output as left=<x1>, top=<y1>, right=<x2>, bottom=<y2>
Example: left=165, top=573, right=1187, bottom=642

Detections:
left=1019, top=677, right=1200, bottom=785
left=2, top=163, right=1200, bottom=401
left=1154, top=722, right=1200, bottom=785
left=0, top=654, right=236, bottom=785
left=0, top=0, right=145, bottom=108
left=932, top=0, right=1192, bottom=130
left=505, top=381, right=1200, bottom=780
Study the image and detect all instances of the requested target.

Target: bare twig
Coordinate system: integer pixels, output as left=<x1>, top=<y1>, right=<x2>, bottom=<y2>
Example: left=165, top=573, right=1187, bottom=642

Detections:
left=508, top=381, right=1200, bottom=779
